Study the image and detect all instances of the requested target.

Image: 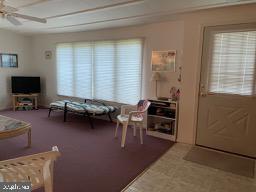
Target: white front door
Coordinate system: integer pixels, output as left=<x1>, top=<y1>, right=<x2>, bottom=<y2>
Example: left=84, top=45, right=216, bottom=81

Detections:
left=196, top=24, right=256, bottom=158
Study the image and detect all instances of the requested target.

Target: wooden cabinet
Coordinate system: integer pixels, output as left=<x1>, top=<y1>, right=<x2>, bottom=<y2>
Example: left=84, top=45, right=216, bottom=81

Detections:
left=147, top=99, right=178, bottom=141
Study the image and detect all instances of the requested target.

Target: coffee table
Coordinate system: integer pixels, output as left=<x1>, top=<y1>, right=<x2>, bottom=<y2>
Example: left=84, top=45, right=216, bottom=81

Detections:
left=0, top=115, right=31, bottom=147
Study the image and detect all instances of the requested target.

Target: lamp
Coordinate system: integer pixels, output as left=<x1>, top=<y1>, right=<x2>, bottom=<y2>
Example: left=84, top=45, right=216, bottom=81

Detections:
left=151, top=72, right=161, bottom=99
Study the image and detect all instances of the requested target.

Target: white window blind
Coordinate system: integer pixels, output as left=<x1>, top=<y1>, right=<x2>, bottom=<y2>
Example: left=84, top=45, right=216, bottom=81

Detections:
left=115, top=40, right=142, bottom=104
left=57, top=43, right=93, bottom=99
left=94, top=41, right=115, bottom=102
left=74, top=43, right=93, bottom=99
left=209, top=31, right=256, bottom=95
left=56, top=43, right=73, bottom=97
left=56, top=39, right=142, bottom=104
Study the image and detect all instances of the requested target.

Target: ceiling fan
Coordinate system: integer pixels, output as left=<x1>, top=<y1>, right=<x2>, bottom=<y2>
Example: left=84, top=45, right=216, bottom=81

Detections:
left=0, top=0, right=46, bottom=25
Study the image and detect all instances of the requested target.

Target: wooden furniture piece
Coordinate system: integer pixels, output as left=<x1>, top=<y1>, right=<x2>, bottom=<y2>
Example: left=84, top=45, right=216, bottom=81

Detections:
left=147, top=99, right=178, bottom=141
left=0, top=146, right=60, bottom=192
left=0, top=115, right=31, bottom=147
left=115, top=100, right=151, bottom=148
left=49, top=99, right=116, bottom=129
left=12, top=93, right=38, bottom=111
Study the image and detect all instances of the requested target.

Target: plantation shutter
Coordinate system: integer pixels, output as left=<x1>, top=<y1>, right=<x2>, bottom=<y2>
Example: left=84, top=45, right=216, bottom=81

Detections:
left=209, top=31, right=256, bottom=95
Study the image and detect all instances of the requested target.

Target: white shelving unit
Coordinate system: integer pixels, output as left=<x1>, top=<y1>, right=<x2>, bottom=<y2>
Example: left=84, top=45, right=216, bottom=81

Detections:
left=146, top=99, right=178, bottom=142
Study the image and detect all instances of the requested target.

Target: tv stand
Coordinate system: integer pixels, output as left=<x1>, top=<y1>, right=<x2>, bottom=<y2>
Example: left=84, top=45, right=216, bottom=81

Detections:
left=12, top=93, right=39, bottom=111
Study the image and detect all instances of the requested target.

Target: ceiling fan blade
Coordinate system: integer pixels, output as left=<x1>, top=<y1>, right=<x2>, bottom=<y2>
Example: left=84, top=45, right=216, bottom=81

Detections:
left=6, top=15, right=22, bottom=25
left=11, top=13, right=47, bottom=23
left=2, top=5, right=18, bottom=12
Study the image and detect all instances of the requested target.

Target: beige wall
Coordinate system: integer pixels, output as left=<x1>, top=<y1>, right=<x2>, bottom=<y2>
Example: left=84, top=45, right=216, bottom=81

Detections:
left=0, top=30, right=33, bottom=110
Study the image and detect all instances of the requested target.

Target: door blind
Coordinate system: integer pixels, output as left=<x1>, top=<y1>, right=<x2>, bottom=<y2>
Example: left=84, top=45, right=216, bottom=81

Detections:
left=209, top=31, right=256, bottom=95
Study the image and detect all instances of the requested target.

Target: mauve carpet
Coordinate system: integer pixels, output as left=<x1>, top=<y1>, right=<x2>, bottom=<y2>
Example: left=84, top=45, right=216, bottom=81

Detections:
left=0, top=109, right=173, bottom=192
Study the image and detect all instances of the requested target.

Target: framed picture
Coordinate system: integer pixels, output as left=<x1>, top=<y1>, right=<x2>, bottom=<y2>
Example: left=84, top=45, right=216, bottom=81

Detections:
left=151, top=50, right=176, bottom=72
left=0, top=53, right=18, bottom=68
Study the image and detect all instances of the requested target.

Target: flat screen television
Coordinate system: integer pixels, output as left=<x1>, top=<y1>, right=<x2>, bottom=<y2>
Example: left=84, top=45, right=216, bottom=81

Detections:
left=11, top=76, right=41, bottom=94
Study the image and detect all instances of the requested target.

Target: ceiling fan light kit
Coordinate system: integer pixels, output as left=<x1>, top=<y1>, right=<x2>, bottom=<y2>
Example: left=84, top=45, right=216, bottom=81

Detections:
left=0, top=0, right=47, bottom=25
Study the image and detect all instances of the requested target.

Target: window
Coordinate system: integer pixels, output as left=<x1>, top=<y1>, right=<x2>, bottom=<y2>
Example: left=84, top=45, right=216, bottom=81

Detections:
left=57, top=39, right=142, bottom=104
left=208, top=30, right=256, bottom=96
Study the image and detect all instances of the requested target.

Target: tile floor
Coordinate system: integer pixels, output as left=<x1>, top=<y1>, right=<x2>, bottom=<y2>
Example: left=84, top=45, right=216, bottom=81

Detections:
left=124, top=143, right=256, bottom=192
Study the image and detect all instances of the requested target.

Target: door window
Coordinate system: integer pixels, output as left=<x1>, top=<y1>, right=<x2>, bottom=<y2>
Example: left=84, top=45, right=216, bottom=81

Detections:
left=208, top=30, right=256, bottom=96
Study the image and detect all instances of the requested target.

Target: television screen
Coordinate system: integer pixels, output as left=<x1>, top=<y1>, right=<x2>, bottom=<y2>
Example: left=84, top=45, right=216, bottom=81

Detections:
left=11, top=76, right=41, bottom=94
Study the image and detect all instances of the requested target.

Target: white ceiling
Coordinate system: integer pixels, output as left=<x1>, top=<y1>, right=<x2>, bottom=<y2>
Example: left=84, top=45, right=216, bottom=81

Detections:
left=0, top=0, right=256, bottom=34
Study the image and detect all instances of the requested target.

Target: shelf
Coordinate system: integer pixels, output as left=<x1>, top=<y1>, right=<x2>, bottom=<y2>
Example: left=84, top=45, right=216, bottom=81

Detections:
left=12, top=93, right=39, bottom=97
left=15, top=104, right=35, bottom=106
left=150, top=106, right=176, bottom=110
left=149, top=99, right=177, bottom=104
left=147, top=130, right=176, bottom=141
left=148, top=127, right=173, bottom=135
left=148, top=115, right=175, bottom=121
left=15, top=105, right=35, bottom=107
left=147, top=99, right=178, bottom=142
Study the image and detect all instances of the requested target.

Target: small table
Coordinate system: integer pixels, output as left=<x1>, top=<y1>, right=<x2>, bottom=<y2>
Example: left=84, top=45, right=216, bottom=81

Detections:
left=0, top=115, right=31, bottom=147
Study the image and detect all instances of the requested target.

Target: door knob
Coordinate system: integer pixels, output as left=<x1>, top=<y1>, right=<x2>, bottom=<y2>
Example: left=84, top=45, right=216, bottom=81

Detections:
left=200, top=92, right=207, bottom=97
left=200, top=84, right=207, bottom=97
